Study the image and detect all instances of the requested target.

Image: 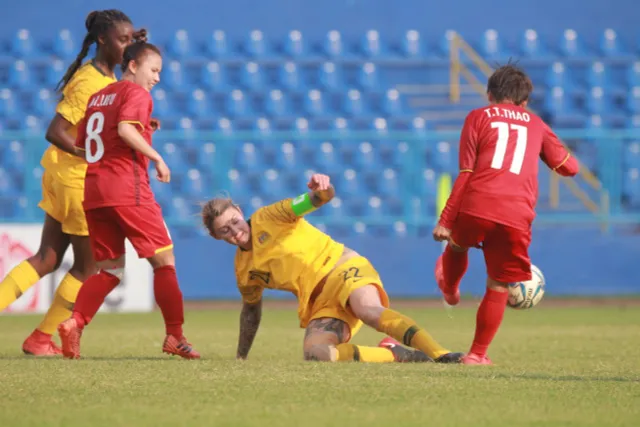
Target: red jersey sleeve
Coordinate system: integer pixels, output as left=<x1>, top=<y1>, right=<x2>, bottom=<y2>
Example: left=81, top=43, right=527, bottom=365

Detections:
left=117, top=86, right=152, bottom=132
left=438, top=112, right=479, bottom=229
left=540, top=122, right=579, bottom=177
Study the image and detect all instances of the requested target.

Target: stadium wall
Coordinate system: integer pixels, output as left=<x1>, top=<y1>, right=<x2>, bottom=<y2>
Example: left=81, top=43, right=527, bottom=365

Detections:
left=2, top=0, right=638, bottom=42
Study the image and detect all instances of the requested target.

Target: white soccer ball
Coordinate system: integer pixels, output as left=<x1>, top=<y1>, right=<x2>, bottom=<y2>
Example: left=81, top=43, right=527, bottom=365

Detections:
left=507, top=264, right=545, bottom=309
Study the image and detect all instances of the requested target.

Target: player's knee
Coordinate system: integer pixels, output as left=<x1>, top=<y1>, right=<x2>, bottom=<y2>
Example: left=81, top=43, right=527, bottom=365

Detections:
left=486, top=277, right=509, bottom=291
left=303, top=344, right=335, bottom=362
left=28, top=248, right=62, bottom=275
left=148, top=249, right=175, bottom=269
left=448, top=241, right=467, bottom=252
left=348, top=286, right=385, bottom=327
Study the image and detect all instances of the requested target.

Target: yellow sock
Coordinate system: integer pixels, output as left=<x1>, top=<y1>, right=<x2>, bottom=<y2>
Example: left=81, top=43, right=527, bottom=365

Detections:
left=0, top=260, right=40, bottom=311
left=376, top=309, right=450, bottom=359
left=37, top=273, right=83, bottom=335
left=335, top=343, right=396, bottom=363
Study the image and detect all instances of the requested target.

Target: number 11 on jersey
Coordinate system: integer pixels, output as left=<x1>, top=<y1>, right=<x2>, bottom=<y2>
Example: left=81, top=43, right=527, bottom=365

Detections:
left=490, top=121, right=528, bottom=175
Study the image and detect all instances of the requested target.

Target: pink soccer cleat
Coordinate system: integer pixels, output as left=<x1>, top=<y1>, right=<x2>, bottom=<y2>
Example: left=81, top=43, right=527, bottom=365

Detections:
left=462, top=352, right=493, bottom=365
left=22, top=330, right=62, bottom=356
left=58, top=318, right=83, bottom=359
left=435, top=255, right=460, bottom=306
left=162, top=335, right=201, bottom=360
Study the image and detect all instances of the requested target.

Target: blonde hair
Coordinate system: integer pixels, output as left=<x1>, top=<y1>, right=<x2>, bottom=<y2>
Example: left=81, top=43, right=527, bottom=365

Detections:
left=201, top=193, right=240, bottom=235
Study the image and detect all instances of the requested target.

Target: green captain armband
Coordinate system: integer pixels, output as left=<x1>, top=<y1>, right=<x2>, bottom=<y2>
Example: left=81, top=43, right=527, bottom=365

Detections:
left=291, top=193, right=316, bottom=216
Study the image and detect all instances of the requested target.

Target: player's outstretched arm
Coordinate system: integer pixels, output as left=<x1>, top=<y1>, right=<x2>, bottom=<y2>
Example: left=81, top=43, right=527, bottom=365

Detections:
left=237, top=300, right=263, bottom=360
left=291, top=173, right=335, bottom=217
left=540, top=124, right=579, bottom=177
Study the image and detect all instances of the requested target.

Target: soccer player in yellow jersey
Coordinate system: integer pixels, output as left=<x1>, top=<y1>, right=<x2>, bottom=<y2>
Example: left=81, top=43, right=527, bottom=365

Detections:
left=0, top=10, right=148, bottom=356
left=202, top=174, right=464, bottom=363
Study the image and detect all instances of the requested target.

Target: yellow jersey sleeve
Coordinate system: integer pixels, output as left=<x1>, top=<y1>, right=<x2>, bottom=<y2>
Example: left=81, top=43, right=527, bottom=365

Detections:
left=255, top=199, right=298, bottom=224
left=56, top=62, right=116, bottom=125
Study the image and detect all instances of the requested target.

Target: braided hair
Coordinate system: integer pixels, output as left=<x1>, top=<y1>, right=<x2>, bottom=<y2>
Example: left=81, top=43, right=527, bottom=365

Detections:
left=56, top=9, right=147, bottom=92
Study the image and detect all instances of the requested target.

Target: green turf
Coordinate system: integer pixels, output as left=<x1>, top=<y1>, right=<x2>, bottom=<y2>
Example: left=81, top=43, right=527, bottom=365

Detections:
left=0, top=305, right=639, bottom=427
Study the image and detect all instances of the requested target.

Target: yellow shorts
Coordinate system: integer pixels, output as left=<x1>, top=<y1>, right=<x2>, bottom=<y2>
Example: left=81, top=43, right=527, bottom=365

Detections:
left=306, top=256, right=390, bottom=341
left=38, top=169, right=88, bottom=236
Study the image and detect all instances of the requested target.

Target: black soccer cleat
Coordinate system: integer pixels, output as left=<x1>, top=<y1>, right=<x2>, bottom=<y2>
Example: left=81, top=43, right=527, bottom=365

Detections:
left=434, top=352, right=465, bottom=364
left=378, top=337, right=434, bottom=363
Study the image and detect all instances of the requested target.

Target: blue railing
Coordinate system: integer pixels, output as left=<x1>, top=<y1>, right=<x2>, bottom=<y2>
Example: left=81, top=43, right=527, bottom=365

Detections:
left=2, top=128, right=640, bottom=229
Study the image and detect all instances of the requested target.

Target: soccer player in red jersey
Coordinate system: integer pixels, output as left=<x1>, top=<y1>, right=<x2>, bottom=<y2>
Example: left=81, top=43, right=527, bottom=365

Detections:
left=57, top=41, right=200, bottom=360
left=432, top=65, right=579, bottom=365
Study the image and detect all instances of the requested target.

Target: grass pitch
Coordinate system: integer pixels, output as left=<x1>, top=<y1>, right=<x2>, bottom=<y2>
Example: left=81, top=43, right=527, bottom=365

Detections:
left=1, top=301, right=639, bottom=427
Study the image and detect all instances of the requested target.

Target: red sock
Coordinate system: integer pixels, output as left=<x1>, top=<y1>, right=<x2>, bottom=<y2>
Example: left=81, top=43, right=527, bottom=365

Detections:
left=153, top=265, right=184, bottom=338
left=72, top=271, right=121, bottom=329
left=469, top=288, right=509, bottom=357
left=442, top=245, right=468, bottom=293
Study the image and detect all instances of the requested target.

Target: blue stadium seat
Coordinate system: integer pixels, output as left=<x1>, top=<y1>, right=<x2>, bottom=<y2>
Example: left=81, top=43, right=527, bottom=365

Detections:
left=324, top=30, right=344, bottom=57
left=623, top=168, right=640, bottom=206
left=182, top=169, right=207, bottom=198
left=599, top=29, right=630, bottom=58
left=336, top=169, right=361, bottom=197
left=344, top=89, right=365, bottom=117
left=246, top=30, right=268, bottom=57
left=545, top=87, right=585, bottom=127
left=206, top=30, right=229, bottom=58
left=628, top=62, right=640, bottom=87
left=265, top=89, right=290, bottom=117
left=319, top=62, right=343, bottom=92
left=559, top=29, right=589, bottom=58
left=440, top=30, right=457, bottom=56
left=46, top=60, right=65, bottom=88
left=241, top=62, right=265, bottom=91
left=377, top=168, right=400, bottom=197
left=258, top=169, right=288, bottom=199
left=324, top=197, right=346, bottom=219
left=0, top=89, right=18, bottom=119
left=626, top=115, right=640, bottom=129
left=152, top=89, right=171, bottom=118
left=627, top=87, right=640, bottom=114
left=169, top=197, right=194, bottom=222
left=416, top=168, right=438, bottom=198
left=177, top=117, right=198, bottom=140
left=169, top=30, right=191, bottom=58
left=353, top=141, right=377, bottom=171
left=150, top=175, right=172, bottom=202
left=253, top=117, right=272, bottom=141
left=0, top=167, right=15, bottom=196
left=358, top=63, right=378, bottom=91
left=214, top=117, right=234, bottom=136
left=9, top=60, right=32, bottom=90
left=284, top=30, right=306, bottom=58
left=274, top=142, right=298, bottom=170
left=160, top=142, right=187, bottom=172
left=292, top=117, right=310, bottom=138
left=624, top=141, right=640, bottom=168
left=12, top=29, right=36, bottom=57
left=304, top=89, right=325, bottom=117
left=1, top=140, right=25, bottom=172
left=279, top=62, right=303, bottom=92
left=391, top=141, right=412, bottom=168
left=546, top=63, right=580, bottom=96
left=411, top=117, right=428, bottom=136
left=364, top=196, right=384, bottom=218
left=53, top=29, right=75, bottom=59
left=201, top=62, right=227, bottom=92
left=480, top=29, right=506, bottom=59
left=331, top=117, right=351, bottom=138
left=361, top=30, right=386, bottom=58
left=586, top=87, right=612, bottom=115
left=433, top=141, right=454, bottom=172
left=236, top=142, right=260, bottom=170
left=227, top=169, right=250, bottom=197
left=400, top=30, right=422, bottom=58
left=315, top=141, right=340, bottom=171
left=188, top=89, right=211, bottom=118
left=19, top=115, right=43, bottom=134
left=34, top=89, right=56, bottom=118
left=587, top=62, right=624, bottom=98
left=164, top=61, right=186, bottom=91
left=226, top=89, right=249, bottom=117
left=197, top=142, right=217, bottom=169
left=520, top=29, right=551, bottom=59
left=382, top=89, right=402, bottom=116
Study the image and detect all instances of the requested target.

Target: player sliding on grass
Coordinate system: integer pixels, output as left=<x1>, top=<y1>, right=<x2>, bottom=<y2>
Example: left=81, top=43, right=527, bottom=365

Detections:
left=58, top=41, right=199, bottom=360
left=202, top=175, right=463, bottom=363
left=433, top=64, right=579, bottom=365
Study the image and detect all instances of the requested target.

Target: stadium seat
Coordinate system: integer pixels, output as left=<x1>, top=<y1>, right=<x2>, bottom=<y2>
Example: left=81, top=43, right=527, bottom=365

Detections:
left=182, top=169, right=207, bottom=198
left=258, top=169, right=287, bottom=199
left=254, top=117, right=272, bottom=141
left=353, top=141, right=377, bottom=171
left=201, top=62, right=227, bottom=92
left=45, top=60, right=65, bottom=88
left=324, top=30, right=344, bottom=57
left=163, top=61, right=186, bottom=91
left=416, top=168, right=438, bottom=198
left=169, top=30, right=191, bottom=58
left=246, top=30, right=268, bottom=57
left=400, top=30, right=422, bottom=58
left=599, top=29, right=630, bottom=58
left=279, top=62, right=303, bottom=92
left=628, top=62, right=640, bottom=87
left=152, top=89, right=171, bottom=118
left=433, top=141, right=454, bottom=172
left=284, top=30, right=306, bottom=58
left=206, top=30, right=229, bottom=58
left=2, top=140, right=26, bottom=172
left=391, top=141, right=412, bottom=168
left=520, top=29, right=551, bottom=59
left=241, top=62, right=264, bottom=91
left=559, top=29, right=589, bottom=57
left=274, top=142, right=298, bottom=170
left=169, top=197, right=194, bottom=222
left=411, top=117, right=428, bottom=137
left=324, top=197, right=346, bottom=219
left=586, top=87, right=612, bottom=115
left=34, top=89, right=56, bottom=118
left=226, top=90, right=249, bottom=117
left=0, top=89, right=18, bottom=119
left=337, top=169, right=361, bottom=197
left=188, top=89, right=211, bottom=118
left=19, top=115, right=43, bottom=134
left=361, top=30, right=386, bottom=58
left=53, top=29, right=75, bottom=59
left=197, top=142, right=217, bottom=169
left=150, top=174, right=172, bottom=202
left=344, top=89, right=365, bottom=117
left=480, top=29, right=506, bottom=59
left=546, top=63, right=580, bottom=96
left=545, top=87, right=585, bottom=127
left=627, top=87, right=640, bottom=114
left=331, top=117, right=351, bottom=137
left=364, top=196, right=384, bottom=218
left=236, top=142, right=260, bottom=170
left=382, top=89, right=402, bottom=116
left=265, top=89, right=290, bottom=117
left=160, top=142, right=187, bottom=172
left=624, top=141, right=640, bottom=168
left=440, top=30, right=457, bottom=56
left=11, top=29, right=35, bottom=57
left=8, top=60, right=32, bottom=90
left=318, top=62, right=342, bottom=92
left=176, top=117, right=198, bottom=140
left=377, top=168, right=401, bottom=197
left=626, top=115, right=640, bottom=129
left=292, top=117, right=310, bottom=138
left=358, top=63, right=378, bottom=91
left=227, top=169, right=250, bottom=196
left=304, top=89, right=325, bottom=117
left=315, top=141, right=340, bottom=171
left=0, top=167, right=15, bottom=196
left=623, top=168, right=640, bottom=206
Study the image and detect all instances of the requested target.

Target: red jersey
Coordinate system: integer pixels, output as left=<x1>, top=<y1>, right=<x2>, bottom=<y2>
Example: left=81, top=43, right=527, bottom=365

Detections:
left=441, top=104, right=578, bottom=231
left=76, top=80, right=155, bottom=210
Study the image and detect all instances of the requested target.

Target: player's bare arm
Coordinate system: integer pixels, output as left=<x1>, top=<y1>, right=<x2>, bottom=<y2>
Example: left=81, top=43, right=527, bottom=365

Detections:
left=46, top=114, right=84, bottom=157
left=117, top=122, right=170, bottom=182
left=237, top=300, right=262, bottom=360
left=291, top=173, right=335, bottom=217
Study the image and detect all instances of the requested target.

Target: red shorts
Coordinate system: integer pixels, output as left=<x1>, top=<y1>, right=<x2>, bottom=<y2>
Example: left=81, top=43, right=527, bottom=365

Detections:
left=85, top=203, right=173, bottom=261
left=451, top=212, right=532, bottom=283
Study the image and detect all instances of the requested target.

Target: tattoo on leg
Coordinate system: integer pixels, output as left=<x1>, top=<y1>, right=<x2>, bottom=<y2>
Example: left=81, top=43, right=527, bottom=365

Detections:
left=305, top=318, right=347, bottom=342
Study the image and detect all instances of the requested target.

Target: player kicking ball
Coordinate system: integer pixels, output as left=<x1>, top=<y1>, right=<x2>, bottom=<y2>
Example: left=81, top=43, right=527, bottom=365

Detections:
left=433, top=64, right=579, bottom=365
left=202, top=174, right=463, bottom=364
left=58, top=41, right=199, bottom=359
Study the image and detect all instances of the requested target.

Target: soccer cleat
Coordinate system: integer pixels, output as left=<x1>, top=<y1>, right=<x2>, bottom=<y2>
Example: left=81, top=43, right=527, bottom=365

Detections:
left=461, top=352, right=493, bottom=365
left=162, top=335, right=201, bottom=360
left=435, top=255, right=460, bottom=306
left=22, top=330, right=62, bottom=357
left=434, top=352, right=465, bottom=364
left=58, top=318, right=83, bottom=359
left=378, top=337, right=433, bottom=363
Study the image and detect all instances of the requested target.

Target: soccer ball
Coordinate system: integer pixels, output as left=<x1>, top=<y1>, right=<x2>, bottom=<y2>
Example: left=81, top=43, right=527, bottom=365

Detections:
left=507, top=264, right=545, bottom=309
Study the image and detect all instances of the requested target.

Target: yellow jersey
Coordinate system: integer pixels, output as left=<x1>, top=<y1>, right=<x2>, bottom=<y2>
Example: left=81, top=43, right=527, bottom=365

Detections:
left=40, top=60, right=116, bottom=188
left=235, top=198, right=345, bottom=324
